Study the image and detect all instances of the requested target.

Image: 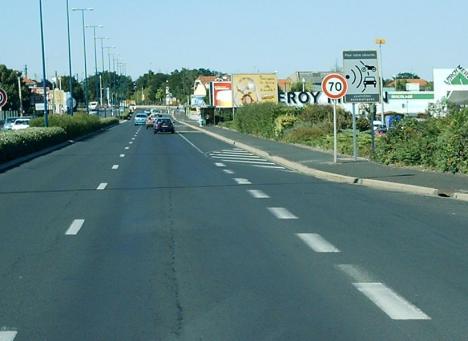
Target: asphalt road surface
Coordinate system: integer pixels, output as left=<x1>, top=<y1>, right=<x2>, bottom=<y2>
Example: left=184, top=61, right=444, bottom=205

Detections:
left=0, top=121, right=467, bottom=340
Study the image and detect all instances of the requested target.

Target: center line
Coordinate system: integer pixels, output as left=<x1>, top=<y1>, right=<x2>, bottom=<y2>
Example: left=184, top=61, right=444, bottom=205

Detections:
left=267, top=207, right=298, bottom=219
left=129, top=141, right=133, bottom=144
left=215, top=162, right=226, bottom=167
left=96, top=183, right=108, bottom=190
left=353, top=282, right=431, bottom=320
left=120, top=154, right=125, bottom=158
left=233, top=178, right=252, bottom=185
left=296, top=233, right=340, bottom=253
left=112, top=165, right=119, bottom=170
left=0, top=331, right=18, bottom=341
left=223, top=169, right=235, bottom=174
left=65, top=219, right=85, bottom=236
left=247, top=189, right=270, bottom=199
left=125, top=147, right=129, bottom=150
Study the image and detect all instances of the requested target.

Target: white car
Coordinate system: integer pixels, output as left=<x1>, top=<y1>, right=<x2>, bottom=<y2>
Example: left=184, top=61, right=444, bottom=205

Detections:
left=88, top=101, right=99, bottom=111
left=11, top=118, right=30, bottom=130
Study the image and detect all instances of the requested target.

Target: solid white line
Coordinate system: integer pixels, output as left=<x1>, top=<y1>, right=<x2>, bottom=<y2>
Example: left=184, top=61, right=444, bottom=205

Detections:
left=353, top=283, right=431, bottom=320
left=65, top=219, right=85, bottom=236
left=96, top=183, right=108, bottom=190
left=219, top=159, right=276, bottom=165
left=296, top=233, right=340, bottom=253
left=125, top=146, right=129, bottom=150
left=0, top=331, right=18, bottom=341
left=112, top=165, right=119, bottom=170
left=177, top=132, right=204, bottom=154
left=233, top=178, right=252, bottom=185
left=223, top=169, right=235, bottom=174
left=247, top=189, right=270, bottom=199
left=120, top=154, right=125, bottom=158
left=214, top=162, right=226, bottom=167
left=267, top=207, right=298, bottom=219
left=221, top=149, right=251, bottom=153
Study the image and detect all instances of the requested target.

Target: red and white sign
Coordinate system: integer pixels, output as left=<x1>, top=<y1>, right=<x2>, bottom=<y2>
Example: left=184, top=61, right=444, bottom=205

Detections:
left=211, top=81, right=233, bottom=108
left=321, top=73, right=348, bottom=100
left=0, top=88, right=7, bottom=108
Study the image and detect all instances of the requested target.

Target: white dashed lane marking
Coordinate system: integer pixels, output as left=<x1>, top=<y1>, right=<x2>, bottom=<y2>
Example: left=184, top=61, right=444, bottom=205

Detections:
left=112, top=165, right=119, bottom=170
left=65, top=219, right=85, bottom=236
left=233, top=178, right=252, bottom=185
left=125, top=147, right=129, bottom=150
left=353, top=283, right=431, bottom=320
left=267, top=207, right=298, bottom=219
left=223, top=169, right=235, bottom=174
left=247, top=189, right=270, bottom=199
left=120, top=154, right=125, bottom=158
left=215, top=162, right=226, bottom=167
left=296, top=233, right=340, bottom=253
left=0, top=331, right=18, bottom=341
left=96, top=183, right=108, bottom=190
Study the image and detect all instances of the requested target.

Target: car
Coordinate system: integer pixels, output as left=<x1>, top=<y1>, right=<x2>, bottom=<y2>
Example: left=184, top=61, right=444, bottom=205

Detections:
left=134, top=113, right=147, bottom=126
left=153, top=118, right=175, bottom=134
left=88, top=101, right=99, bottom=111
left=2, top=117, right=20, bottom=130
left=11, top=118, right=30, bottom=130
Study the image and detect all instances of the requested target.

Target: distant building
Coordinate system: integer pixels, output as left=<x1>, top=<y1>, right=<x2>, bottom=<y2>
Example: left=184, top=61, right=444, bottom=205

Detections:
left=288, top=71, right=330, bottom=91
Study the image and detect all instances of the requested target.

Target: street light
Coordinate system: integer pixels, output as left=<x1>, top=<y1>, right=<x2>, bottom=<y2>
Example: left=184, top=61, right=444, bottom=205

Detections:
left=72, top=7, right=94, bottom=114
left=376, top=38, right=386, bottom=126
left=86, top=24, right=103, bottom=107
left=103, top=46, right=116, bottom=113
left=66, top=0, right=73, bottom=115
left=39, top=0, right=48, bottom=126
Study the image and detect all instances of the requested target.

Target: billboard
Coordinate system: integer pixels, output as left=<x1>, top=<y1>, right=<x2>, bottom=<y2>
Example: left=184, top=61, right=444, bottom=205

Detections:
left=211, top=81, right=233, bottom=108
left=191, top=95, right=207, bottom=108
left=232, top=73, right=278, bottom=107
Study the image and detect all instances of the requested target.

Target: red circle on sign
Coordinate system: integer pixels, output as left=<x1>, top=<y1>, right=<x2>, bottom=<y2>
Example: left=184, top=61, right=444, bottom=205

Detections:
left=0, top=88, right=7, bottom=107
left=321, top=73, right=348, bottom=100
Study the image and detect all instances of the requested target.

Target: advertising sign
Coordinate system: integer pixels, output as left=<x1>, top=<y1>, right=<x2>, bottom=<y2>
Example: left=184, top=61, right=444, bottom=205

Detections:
left=211, top=81, right=233, bottom=108
left=232, top=73, right=278, bottom=107
left=343, top=50, right=380, bottom=103
left=191, top=95, right=207, bottom=108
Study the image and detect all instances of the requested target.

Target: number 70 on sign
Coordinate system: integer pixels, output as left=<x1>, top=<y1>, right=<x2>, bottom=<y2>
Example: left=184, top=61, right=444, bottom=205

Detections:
left=321, top=73, right=348, bottom=100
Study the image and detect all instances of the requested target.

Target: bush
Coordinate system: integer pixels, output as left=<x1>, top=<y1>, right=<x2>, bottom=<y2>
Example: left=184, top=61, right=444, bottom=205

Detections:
left=274, top=114, right=298, bottom=137
left=283, top=126, right=328, bottom=144
left=298, top=104, right=352, bottom=130
left=0, top=127, right=67, bottom=163
left=356, top=117, right=371, bottom=131
left=30, top=114, right=118, bottom=139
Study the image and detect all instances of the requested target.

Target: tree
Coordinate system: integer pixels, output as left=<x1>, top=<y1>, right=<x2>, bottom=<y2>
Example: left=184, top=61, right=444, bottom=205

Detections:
left=395, top=72, right=420, bottom=80
left=0, top=64, right=30, bottom=112
left=61, top=76, right=84, bottom=104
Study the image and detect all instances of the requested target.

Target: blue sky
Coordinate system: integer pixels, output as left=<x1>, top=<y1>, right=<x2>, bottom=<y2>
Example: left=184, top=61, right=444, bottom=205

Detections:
left=1, top=0, right=465, bottom=81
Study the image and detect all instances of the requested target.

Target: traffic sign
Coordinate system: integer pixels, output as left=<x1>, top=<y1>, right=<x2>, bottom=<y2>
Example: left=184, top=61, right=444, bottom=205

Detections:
left=343, top=50, right=380, bottom=103
left=0, top=88, right=8, bottom=108
left=321, top=73, right=348, bottom=100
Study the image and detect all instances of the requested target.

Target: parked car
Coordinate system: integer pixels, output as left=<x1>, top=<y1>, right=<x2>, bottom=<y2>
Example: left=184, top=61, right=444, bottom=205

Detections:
left=134, top=113, right=147, bottom=126
left=11, top=118, right=31, bottom=130
left=2, top=117, right=20, bottom=130
left=88, top=101, right=99, bottom=111
left=153, top=118, right=175, bottom=134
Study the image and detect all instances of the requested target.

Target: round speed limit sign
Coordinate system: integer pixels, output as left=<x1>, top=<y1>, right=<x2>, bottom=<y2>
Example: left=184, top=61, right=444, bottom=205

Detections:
left=321, top=73, right=348, bottom=100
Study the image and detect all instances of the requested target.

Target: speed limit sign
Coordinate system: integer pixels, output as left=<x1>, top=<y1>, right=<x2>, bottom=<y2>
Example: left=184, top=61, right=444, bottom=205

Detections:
left=321, top=73, right=348, bottom=100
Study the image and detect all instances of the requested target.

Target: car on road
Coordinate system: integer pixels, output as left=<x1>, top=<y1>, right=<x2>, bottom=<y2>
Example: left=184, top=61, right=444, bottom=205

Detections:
left=11, top=118, right=31, bottom=130
left=154, top=118, right=175, bottom=134
left=2, top=117, right=20, bottom=130
left=145, top=113, right=157, bottom=129
left=134, top=113, right=147, bottom=126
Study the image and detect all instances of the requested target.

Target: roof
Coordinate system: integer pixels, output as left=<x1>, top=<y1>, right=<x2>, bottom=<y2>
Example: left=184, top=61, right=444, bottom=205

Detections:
left=387, top=79, right=429, bottom=87
left=196, top=76, right=217, bottom=86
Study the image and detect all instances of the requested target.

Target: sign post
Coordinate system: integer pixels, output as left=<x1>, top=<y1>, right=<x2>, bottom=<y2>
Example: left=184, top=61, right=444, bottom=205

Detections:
left=321, top=73, right=348, bottom=163
left=0, top=88, right=8, bottom=120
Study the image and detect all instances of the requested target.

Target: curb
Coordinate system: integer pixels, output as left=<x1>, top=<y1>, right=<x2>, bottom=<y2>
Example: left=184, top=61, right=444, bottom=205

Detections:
left=176, top=118, right=451, bottom=200
left=0, top=123, right=119, bottom=173
left=453, top=192, right=468, bottom=202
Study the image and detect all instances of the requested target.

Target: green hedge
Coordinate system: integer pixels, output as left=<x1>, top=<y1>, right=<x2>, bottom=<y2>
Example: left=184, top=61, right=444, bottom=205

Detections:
left=0, top=127, right=67, bottom=163
left=30, top=114, right=118, bottom=139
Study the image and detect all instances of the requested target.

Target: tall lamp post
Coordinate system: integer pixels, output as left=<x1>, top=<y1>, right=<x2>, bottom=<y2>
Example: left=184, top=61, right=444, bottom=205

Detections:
left=66, top=0, right=74, bottom=115
left=103, top=46, right=116, bottom=114
left=376, top=38, right=386, bottom=126
left=72, top=7, right=94, bottom=114
left=86, top=24, right=103, bottom=109
left=39, top=0, right=48, bottom=126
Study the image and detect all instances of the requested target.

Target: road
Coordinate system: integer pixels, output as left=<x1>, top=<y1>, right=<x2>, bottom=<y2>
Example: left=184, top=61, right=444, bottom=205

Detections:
left=0, top=120, right=467, bottom=340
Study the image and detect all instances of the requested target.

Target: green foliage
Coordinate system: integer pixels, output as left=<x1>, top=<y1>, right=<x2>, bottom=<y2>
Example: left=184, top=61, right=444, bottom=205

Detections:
left=0, top=64, right=30, bottom=112
left=283, top=126, right=328, bottom=144
left=356, top=117, right=371, bottom=131
left=30, top=114, right=117, bottom=139
left=298, top=104, right=352, bottom=129
left=60, top=75, right=84, bottom=104
left=0, top=127, right=67, bottom=163
left=233, top=103, right=292, bottom=138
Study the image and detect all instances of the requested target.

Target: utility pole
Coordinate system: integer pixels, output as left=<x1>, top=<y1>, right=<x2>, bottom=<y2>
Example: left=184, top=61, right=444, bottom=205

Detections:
left=17, top=75, right=24, bottom=116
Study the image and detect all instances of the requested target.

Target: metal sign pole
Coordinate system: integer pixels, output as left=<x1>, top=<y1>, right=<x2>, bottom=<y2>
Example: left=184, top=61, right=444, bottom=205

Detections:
left=352, top=103, right=357, bottom=160
left=333, top=99, right=337, bottom=163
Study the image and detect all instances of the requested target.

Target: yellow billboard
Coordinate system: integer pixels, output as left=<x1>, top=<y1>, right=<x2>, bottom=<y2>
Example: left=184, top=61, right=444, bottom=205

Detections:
left=232, top=73, right=278, bottom=107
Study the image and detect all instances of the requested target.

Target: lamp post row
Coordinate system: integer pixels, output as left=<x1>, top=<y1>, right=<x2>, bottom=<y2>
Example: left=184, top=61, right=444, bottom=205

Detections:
left=39, top=1, right=125, bottom=121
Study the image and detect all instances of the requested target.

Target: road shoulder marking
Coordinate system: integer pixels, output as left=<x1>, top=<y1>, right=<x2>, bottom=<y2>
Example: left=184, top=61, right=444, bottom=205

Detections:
left=0, top=331, right=18, bottom=341
left=247, top=189, right=270, bottom=199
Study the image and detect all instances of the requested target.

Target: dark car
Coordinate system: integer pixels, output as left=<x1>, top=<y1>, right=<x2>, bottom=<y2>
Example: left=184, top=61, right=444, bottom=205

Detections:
left=153, top=118, right=175, bottom=134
